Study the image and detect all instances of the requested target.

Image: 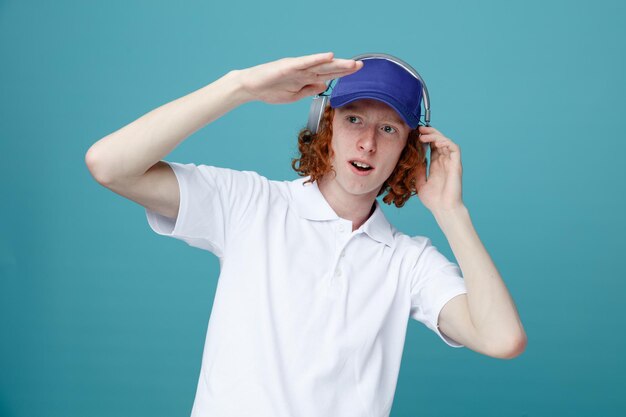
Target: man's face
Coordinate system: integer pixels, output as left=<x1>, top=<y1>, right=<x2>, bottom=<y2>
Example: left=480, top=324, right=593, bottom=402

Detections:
left=322, top=98, right=411, bottom=202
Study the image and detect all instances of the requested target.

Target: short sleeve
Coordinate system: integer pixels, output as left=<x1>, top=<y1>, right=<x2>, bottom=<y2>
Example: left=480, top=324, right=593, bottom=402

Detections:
left=145, top=161, right=264, bottom=257
left=409, top=237, right=468, bottom=348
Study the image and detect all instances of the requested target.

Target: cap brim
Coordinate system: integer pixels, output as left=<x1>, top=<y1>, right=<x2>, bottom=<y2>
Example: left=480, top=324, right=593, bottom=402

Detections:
left=330, top=92, right=420, bottom=129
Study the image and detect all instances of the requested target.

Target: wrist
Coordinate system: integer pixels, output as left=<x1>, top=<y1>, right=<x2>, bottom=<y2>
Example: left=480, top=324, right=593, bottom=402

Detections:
left=432, top=204, right=470, bottom=231
left=219, top=69, right=256, bottom=106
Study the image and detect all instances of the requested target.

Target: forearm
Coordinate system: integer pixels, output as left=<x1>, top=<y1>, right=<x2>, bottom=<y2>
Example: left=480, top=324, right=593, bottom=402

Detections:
left=86, top=69, right=251, bottom=182
left=433, top=205, right=527, bottom=349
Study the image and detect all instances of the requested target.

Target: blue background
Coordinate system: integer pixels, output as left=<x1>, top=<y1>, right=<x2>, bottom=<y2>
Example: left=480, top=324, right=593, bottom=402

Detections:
left=1, top=0, right=625, bottom=416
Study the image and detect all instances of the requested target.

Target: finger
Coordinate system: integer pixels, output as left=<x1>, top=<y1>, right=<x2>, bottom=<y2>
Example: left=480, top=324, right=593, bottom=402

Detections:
left=420, top=134, right=458, bottom=151
left=430, top=141, right=452, bottom=160
left=301, top=62, right=362, bottom=85
left=445, top=141, right=461, bottom=162
left=419, top=131, right=449, bottom=142
left=418, top=133, right=441, bottom=142
left=431, top=139, right=460, bottom=154
left=419, top=135, right=450, bottom=149
left=437, top=141, right=461, bottom=160
left=419, top=125, right=443, bottom=135
left=433, top=139, right=452, bottom=148
left=293, top=82, right=329, bottom=100
left=292, top=52, right=335, bottom=70
left=429, top=140, right=451, bottom=158
left=312, top=67, right=363, bottom=83
left=308, top=59, right=362, bottom=75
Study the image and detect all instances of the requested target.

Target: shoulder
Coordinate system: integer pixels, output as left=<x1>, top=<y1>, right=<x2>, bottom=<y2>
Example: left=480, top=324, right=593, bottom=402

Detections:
left=388, top=229, right=446, bottom=275
left=390, top=228, right=433, bottom=255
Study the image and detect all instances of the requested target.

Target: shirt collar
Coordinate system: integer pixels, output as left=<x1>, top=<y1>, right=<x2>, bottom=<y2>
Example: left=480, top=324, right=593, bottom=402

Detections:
left=288, top=177, right=395, bottom=248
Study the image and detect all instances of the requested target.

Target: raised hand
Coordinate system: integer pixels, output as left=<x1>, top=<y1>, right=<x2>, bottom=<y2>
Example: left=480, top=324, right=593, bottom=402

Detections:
left=415, top=126, right=464, bottom=212
left=234, top=52, right=363, bottom=104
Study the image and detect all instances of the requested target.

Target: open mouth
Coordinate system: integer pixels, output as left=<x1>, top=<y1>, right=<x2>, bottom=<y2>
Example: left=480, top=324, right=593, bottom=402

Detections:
left=350, top=161, right=373, bottom=172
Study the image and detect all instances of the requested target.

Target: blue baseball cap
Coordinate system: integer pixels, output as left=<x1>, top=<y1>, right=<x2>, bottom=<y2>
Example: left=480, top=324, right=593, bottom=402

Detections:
left=329, top=58, right=423, bottom=129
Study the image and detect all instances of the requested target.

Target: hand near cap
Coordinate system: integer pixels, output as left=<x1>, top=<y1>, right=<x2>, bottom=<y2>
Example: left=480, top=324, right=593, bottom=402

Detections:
left=415, top=126, right=465, bottom=213
left=233, top=52, right=363, bottom=104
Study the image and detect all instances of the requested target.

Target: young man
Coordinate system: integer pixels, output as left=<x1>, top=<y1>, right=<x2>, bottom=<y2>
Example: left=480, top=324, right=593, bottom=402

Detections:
left=86, top=52, right=526, bottom=417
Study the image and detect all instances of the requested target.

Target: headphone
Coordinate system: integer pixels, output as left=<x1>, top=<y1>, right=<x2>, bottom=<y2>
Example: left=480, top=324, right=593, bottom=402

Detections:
left=306, top=52, right=431, bottom=135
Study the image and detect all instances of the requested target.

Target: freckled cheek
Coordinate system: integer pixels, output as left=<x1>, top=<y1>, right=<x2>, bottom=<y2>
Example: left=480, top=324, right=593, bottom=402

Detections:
left=378, top=147, right=405, bottom=175
left=330, top=140, right=350, bottom=159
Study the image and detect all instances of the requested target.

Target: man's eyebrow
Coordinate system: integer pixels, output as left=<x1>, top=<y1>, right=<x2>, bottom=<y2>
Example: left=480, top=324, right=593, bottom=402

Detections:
left=339, top=103, right=359, bottom=112
left=338, top=103, right=405, bottom=126
left=382, top=113, right=405, bottom=126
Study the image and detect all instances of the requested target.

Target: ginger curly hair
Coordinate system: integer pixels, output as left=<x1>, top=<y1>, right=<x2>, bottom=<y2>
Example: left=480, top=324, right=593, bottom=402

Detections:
left=291, top=105, right=426, bottom=208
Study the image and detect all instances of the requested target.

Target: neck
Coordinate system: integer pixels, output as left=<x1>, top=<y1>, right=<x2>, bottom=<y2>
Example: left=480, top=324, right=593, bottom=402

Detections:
left=317, top=176, right=378, bottom=231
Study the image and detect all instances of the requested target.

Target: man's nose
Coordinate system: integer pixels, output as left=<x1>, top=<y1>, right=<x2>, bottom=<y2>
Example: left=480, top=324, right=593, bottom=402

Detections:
left=357, top=127, right=377, bottom=153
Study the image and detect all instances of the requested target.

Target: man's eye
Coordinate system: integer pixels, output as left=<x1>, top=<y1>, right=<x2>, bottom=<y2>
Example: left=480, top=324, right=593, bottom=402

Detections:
left=382, top=125, right=397, bottom=134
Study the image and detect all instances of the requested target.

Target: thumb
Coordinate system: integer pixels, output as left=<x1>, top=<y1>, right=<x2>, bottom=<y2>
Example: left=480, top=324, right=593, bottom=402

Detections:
left=294, top=83, right=328, bottom=101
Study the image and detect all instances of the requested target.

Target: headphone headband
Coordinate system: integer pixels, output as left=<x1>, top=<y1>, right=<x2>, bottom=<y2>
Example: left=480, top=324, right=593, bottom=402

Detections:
left=306, top=53, right=431, bottom=135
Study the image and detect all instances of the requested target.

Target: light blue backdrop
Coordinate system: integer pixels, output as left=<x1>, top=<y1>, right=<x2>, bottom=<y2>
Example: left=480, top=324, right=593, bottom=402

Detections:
left=1, top=0, right=625, bottom=416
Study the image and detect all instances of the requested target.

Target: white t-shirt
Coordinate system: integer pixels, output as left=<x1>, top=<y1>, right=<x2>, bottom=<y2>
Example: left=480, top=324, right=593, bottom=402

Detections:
left=145, top=162, right=468, bottom=417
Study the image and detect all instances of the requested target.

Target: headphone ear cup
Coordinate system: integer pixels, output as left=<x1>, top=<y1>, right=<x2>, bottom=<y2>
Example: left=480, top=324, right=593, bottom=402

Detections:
left=307, top=96, right=328, bottom=135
